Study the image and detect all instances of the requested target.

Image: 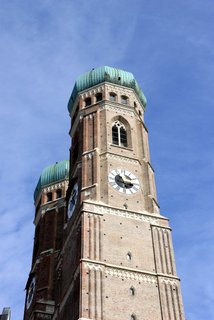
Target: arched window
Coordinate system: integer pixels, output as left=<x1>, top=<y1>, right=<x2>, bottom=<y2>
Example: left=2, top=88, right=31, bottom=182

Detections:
left=121, top=95, right=128, bottom=105
left=112, top=121, right=127, bottom=147
left=95, top=93, right=102, bottom=102
left=109, top=92, right=116, bottom=102
left=85, top=97, right=91, bottom=107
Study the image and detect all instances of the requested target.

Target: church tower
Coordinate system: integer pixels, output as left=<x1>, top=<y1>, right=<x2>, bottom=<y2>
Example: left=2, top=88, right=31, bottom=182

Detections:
left=23, top=66, right=185, bottom=320
left=24, top=161, right=69, bottom=320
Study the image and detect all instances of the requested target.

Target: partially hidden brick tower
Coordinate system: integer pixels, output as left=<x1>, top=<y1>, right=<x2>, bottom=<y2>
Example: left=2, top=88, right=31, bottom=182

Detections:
left=24, top=66, right=185, bottom=320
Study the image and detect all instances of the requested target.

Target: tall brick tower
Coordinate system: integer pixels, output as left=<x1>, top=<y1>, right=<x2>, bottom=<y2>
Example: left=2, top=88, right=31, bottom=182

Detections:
left=24, top=66, right=185, bottom=320
left=23, top=161, right=69, bottom=320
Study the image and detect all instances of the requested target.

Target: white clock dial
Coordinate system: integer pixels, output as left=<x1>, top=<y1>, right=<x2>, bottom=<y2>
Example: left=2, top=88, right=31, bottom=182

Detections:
left=108, top=169, right=140, bottom=194
left=26, top=277, right=36, bottom=310
left=68, top=183, right=78, bottom=218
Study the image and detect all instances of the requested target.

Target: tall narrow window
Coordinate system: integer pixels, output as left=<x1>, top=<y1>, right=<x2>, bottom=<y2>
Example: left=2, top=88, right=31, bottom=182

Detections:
left=112, top=121, right=127, bottom=147
left=127, top=252, right=132, bottom=260
left=129, top=287, right=135, bottom=296
left=112, top=124, right=119, bottom=145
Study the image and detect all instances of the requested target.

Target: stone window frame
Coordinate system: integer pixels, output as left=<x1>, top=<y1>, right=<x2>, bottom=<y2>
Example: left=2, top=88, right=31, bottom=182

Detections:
left=121, top=95, right=129, bottom=105
left=111, top=116, right=132, bottom=148
left=109, top=92, right=117, bottom=102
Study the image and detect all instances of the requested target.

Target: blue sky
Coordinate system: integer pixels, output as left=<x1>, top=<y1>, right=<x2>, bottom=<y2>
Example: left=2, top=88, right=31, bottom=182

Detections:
left=0, top=0, right=214, bottom=319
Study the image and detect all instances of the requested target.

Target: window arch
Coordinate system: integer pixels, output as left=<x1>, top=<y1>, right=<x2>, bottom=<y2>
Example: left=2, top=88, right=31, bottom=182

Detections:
left=109, top=92, right=117, bottom=102
left=112, top=120, right=127, bottom=147
left=121, top=95, right=128, bottom=105
left=130, top=314, right=137, bottom=320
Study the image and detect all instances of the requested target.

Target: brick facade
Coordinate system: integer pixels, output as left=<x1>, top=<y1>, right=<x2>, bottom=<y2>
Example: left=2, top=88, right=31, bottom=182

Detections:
left=23, top=74, right=185, bottom=320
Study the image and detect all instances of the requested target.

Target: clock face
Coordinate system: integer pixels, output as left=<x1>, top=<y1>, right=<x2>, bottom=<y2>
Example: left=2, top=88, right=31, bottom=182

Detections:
left=67, top=183, right=78, bottom=218
left=26, top=277, right=36, bottom=310
left=108, top=169, right=140, bottom=194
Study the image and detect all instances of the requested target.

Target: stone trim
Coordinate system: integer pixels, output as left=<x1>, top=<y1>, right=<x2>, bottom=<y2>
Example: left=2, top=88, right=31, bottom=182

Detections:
left=83, top=260, right=157, bottom=284
left=159, top=276, right=180, bottom=286
left=151, top=225, right=172, bottom=232
left=99, top=104, right=134, bottom=116
left=42, top=180, right=69, bottom=194
left=82, top=201, right=163, bottom=224
left=79, top=85, right=105, bottom=99
left=82, top=259, right=180, bottom=284
left=100, top=152, right=139, bottom=164
left=105, top=267, right=157, bottom=284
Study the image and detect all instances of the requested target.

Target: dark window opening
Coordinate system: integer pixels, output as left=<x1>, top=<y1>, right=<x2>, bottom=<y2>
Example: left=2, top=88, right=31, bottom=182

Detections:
left=56, top=189, right=62, bottom=199
left=109, top=92, right=116, bottom=101
left=121, top=95, right=128, bottom=104
left=112, top=125, right=119, bottom=145
left=85, top=97, right=91, bottom=107
left=120, top=127, right=127, bottom=147
left=95, top=93, right=102, bottom=102
left=47, top=192, right=52, bottom=202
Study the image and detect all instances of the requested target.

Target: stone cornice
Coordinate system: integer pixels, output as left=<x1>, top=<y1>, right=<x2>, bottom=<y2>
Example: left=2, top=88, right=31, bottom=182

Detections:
left=81, top=259, right=180, bottom=284
left=82, top=201, right=168, bottom=224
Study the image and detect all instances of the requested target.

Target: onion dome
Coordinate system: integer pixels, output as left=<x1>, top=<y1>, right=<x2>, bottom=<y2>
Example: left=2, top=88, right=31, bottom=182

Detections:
left=34, top=160, right=69, bottom=201
left=68, top=66, right=147, bottom=113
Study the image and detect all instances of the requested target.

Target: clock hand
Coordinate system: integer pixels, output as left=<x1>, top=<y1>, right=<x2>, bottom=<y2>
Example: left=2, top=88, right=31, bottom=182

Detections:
left=120, top=174, right=133, bottom=185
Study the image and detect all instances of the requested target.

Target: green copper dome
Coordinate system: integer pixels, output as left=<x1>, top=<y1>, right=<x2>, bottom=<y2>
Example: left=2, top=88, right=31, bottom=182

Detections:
left=67, top=66, right=147, bottom=113
left=34, top=160, right=69, bottom=201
